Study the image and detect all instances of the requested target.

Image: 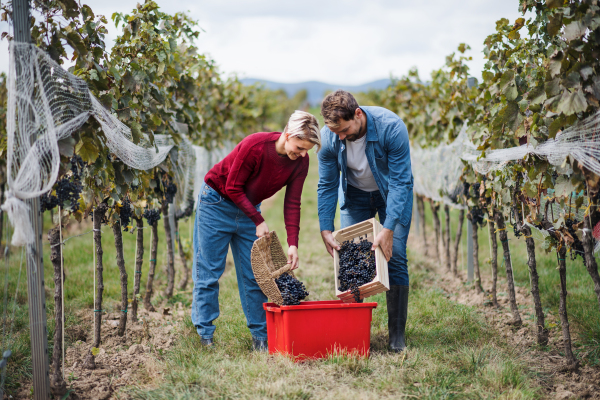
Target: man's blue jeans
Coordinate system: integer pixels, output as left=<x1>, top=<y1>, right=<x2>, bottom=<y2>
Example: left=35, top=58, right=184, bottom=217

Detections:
left=340, top=184, right=411, bottom=286
left=192, top=182, right=267, bottom=340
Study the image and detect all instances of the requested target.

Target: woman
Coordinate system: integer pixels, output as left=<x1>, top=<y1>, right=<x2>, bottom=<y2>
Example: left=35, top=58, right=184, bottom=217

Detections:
left=192, top=110, right=321, bottom=351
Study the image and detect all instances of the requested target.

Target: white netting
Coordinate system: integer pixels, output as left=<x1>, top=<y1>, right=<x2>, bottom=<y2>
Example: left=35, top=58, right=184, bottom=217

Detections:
left=411, top=113, right=600, bottom=253
left=462, top=111, right=600, bottom=176
left=411, top=124, right=469, bottom=209
left=192, top=141, right=234, bottom=206
left=3, top=42, right=233, bottom=245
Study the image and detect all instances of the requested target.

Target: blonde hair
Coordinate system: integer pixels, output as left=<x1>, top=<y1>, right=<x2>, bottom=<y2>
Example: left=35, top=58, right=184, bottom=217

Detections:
left=283, top=110, right=321, bottom=151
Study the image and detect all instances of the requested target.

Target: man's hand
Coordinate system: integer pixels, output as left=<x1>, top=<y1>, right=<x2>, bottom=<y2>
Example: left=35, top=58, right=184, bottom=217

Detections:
left=256, top=221, right=270, bottom=238
left=372, top=228, right=394, bottom=261
left=321, top=230, right=341, bottom=257
left=287, top=246, right=299, bottom=270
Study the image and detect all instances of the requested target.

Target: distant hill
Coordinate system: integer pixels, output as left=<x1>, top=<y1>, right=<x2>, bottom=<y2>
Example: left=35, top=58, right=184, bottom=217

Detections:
left=240, top=78, right=392, bottom=105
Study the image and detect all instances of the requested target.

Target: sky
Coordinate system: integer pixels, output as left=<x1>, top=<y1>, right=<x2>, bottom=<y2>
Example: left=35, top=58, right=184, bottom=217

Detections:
left=0, top=1, right=527, bottom=85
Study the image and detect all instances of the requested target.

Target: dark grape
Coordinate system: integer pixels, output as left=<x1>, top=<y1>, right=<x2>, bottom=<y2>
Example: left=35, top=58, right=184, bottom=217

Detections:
left=338, top=237, right=376, bottom=303
left=164, top=182, right=177, bottom=204
left=275, top=273, right=309, bottom=306
left=143, top=208, right=161, bottom=226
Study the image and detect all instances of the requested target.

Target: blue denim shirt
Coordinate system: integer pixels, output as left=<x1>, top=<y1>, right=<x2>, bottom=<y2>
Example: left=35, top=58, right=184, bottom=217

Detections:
left=317, top=106, right=414, bottom=232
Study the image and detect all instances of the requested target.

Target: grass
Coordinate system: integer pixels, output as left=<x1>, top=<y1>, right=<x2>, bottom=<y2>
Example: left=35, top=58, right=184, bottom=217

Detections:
left=1, top=147, right=596, bottom=397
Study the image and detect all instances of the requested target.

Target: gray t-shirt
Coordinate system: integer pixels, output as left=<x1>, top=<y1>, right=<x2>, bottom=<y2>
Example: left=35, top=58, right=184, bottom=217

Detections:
left=346, top=135, right=379, bottom=192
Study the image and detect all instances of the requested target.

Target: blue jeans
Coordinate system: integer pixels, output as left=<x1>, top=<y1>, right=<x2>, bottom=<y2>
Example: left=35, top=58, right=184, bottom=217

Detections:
left=192, top=182, right=268, bottom=340
left=340, top=184, right=411, bottom=286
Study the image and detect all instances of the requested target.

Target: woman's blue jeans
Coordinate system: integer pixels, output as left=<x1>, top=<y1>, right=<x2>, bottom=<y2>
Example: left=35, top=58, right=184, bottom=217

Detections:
left=192, top=182, right=268, bottom=340
left=340, top=184, right=411, bottom=286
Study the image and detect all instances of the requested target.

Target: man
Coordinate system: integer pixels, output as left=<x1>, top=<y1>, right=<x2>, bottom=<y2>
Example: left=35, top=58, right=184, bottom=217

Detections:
left=318, top=90, right=413, bottom=352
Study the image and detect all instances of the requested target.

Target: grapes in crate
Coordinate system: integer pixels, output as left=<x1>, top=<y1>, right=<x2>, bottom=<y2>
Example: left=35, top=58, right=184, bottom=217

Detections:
left=275, top=273, right=309, bottom=306
left=338, top=238, right=376, bottom=302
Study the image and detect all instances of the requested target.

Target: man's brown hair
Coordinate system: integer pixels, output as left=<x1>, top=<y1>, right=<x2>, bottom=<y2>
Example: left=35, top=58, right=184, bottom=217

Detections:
left=320, top=90, right=359, bottom=129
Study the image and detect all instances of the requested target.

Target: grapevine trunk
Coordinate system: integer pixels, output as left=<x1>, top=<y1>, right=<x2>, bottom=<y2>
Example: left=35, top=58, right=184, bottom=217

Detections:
left=494, top=210, right=522, bottom=326
left=522, top=224, right=548, bottom=345
left=472, top=221, right=483, bottom=293
left=84, top=204, right=106, bottom=369
left=48, top=226, right=67, bottom=396
left=162, top=202, right=175, bottom=298
left=176, top=218, right=190, bottom=290
left=443, top=205, right=451, bottom=272
left=583, top=216, right=600, bottom=312
left=429, top=199, right=441, bottom=262
left=417, top=195, right=427, bottom=255
left=131, top=218, right=144, bottom=322
left=144, top=221, right=159, bottom=311
left=487, top=216, right=499, bottom=308
left=452, top=209, right=464, bottom=276
left=557, top=245, right=579, bottom=370
left=112, top=221, right=129, bottom=336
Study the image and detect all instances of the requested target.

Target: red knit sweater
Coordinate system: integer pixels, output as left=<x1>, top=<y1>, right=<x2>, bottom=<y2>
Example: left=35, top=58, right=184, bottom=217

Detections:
left=205, top=132, right=309, bottom=247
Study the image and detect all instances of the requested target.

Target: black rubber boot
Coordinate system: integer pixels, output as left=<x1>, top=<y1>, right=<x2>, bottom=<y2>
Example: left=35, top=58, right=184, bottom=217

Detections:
left=386, top=285, right=409, bottom=352
left=252, top=337, right=268, bottom=352
left=201, top=338, right=213, bottom=346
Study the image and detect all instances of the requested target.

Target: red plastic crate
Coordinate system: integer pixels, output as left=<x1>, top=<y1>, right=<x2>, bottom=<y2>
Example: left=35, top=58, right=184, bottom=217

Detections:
left=263, top=300, right=377, bottom=360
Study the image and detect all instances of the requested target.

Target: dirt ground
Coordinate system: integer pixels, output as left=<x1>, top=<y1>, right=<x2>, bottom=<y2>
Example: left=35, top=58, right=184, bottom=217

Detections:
left=13, top=300, right=188, bottom=400
left=409, top=233, right=600, bottom=400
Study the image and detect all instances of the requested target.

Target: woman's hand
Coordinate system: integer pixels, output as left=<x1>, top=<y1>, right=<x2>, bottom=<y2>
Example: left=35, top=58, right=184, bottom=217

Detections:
left=256, top=221, right=270, bottom=238
left=287, top=246, right=299, bottom=270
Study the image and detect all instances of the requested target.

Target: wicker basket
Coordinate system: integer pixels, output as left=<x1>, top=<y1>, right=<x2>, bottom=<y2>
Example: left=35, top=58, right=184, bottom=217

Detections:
left=251, top=231, right=294, bottom=306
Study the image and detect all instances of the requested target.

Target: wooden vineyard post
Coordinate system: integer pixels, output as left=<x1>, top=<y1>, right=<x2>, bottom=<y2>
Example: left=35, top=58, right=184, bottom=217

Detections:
left=13, top=0, right=51, bottom=397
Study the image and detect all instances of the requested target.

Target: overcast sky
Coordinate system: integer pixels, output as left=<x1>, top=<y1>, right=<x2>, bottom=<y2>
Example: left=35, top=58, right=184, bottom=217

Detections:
left=0, top=1, right=527, bottom=85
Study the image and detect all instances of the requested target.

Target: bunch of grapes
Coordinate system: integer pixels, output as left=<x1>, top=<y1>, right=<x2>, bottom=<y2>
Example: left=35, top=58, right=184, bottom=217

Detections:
left=161, top=175, right=178, bottom=204
left=41, top=155, right=85, bottom=213
left=69, top=155, right=84, bottom=180
left=41, top=177, right=83, bottom=212
left=119, top=198, right=133, bottom=231
left=275, top=273, right=309, bottom=305
left=338, top=238, right=376, bottom=303
left=143, top=208, right=161, bottom=226
left=469, top=207, right=485, bottom=227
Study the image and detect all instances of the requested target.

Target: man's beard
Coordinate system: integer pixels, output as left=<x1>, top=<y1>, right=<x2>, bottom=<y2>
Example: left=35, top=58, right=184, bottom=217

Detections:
left=345, top=120, right=363, bottom=142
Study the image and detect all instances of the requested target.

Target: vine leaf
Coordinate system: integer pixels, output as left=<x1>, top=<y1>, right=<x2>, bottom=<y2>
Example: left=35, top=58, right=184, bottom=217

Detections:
left=564, top=20, right=586, bottom=41
left=77, top=141, right=99, bottom=163
left=556, top=88, right=587, bottom=116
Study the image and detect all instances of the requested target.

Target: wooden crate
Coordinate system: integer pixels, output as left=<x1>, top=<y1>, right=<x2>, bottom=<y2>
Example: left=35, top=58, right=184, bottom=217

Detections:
left=333, top=218, right=389, bottom=303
